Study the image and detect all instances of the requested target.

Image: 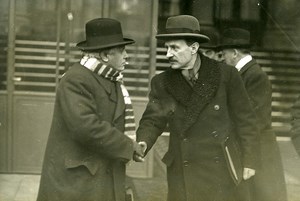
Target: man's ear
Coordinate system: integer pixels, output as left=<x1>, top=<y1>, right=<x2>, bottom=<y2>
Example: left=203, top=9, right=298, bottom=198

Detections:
left=191, top=42, right=200, bottom=54
left=233, top=49, right=239, bottom=58
left=99, top=51, right=109, bottom=62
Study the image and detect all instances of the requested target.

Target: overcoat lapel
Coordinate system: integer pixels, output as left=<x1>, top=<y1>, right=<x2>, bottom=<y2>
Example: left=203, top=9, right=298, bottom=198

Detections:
left=113, top=82, right=126, bottom=121
left=93, top=74, right=125, bottom=121
left=164, top=55, right=221, bottom=134
left=239, top=59, right=256, bottom=75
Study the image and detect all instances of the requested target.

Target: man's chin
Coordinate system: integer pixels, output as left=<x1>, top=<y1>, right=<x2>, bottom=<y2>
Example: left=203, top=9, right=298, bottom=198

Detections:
left=170, top=64, right=179, bottom=69
left=117, top=66, right=125, bottom=71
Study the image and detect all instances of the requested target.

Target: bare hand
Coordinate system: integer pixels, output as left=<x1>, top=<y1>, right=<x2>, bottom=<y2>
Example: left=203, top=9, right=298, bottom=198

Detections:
left=138, top=141, right=147, bottom=154
left=243, top=167, right=255, bottom=180
left=132, top=142, right=145, bottom=162
left=132, top=141, right=147, bottom=162
left=133, top=153, right=145, bottom=162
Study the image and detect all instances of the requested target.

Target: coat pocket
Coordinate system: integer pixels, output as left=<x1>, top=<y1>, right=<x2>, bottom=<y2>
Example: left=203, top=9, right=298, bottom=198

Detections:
left=161, top=151, right=175, bottom=167
left=65, top=158, right=99, bottom=176
left=221, top=136, right=243, bottom=185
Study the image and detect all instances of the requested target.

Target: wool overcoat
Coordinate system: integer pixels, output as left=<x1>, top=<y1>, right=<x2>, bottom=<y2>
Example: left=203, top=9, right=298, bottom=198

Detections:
left=137, top=55, right=259, bottom=201
left=37, top=63, right=135, bottom=201
left=239, top=59, right=287, bottom=201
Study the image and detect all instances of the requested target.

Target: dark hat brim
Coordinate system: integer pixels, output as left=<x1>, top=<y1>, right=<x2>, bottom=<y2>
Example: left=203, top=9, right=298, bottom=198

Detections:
left=76, top=38, right=135, bottom=51
left=156, top=33, right=209, bottom=43
left=199, top=44, right=220, bottom=50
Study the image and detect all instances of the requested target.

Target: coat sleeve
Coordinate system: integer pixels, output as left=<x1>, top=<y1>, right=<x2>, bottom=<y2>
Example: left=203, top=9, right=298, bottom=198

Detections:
left=227, top=67, right=260, bottom=169
left=243, top=67, right=272, bottom=131
left=56, top=73, right=134, bottom=162
left=136, top=75, right=169, bottom=153
left=291, top=95, right=300, bottom=155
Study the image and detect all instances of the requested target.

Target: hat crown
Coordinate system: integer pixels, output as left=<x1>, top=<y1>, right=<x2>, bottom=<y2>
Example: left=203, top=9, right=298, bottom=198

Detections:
left=76, top=18, right=134, bottom=50
left=220, top=28, right=251, bottom=48
left=166, top=15, right=200, bottom=32
left=223, top=28, right=250, bottom=41
left=86, top=18, right=123, bottom=38
left=156, top=15, right=209, bottom=43
left=199, top=28, right=221, bottom=49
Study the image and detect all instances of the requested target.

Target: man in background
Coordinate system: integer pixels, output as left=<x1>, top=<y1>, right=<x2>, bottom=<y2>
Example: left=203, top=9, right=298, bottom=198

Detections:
left=220, top=28, right=287, bottom=201
left=199, top=28, right=224, bottom=62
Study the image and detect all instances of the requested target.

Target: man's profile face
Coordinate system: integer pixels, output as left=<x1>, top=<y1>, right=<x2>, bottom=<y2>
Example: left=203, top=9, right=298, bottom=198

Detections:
left=199, top=48, right=224, bottom=62
left=106, top=46, right=128, bottom=71
left=222, top=48, right=237, bottom=66
left=164, top=39, right=194, bottom=69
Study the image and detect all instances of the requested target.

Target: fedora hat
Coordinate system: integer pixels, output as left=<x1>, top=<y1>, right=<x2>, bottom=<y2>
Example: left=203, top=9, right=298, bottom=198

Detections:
left=156, top=15, right=209, bottom=43
left=199, top=28, right=221, bottom=50
left=76, top=18, right=135, bottom=50
left=219, top=28, right=251, bottom=49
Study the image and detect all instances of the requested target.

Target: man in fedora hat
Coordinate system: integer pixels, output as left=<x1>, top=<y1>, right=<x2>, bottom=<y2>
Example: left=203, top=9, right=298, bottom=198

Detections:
left=136, top=15, right=259, bottom=201
left=198, top=28, right=224, bottom=62
left=37, top=18, right=144, bottom=201
left=220, top=28, right=287, bottom=201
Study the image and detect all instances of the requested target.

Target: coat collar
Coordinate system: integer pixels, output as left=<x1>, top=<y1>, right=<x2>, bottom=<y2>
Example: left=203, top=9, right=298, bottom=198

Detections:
left=78, top=63, right=125, bottom=121
left=239, top=59, right=257, bottom=75
left=164, top=54, right=221, bottom=133
left=93, top=75, right=125, bottom=122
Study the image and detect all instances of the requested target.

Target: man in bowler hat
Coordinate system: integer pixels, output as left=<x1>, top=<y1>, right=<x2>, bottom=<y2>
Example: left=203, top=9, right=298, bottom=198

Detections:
left=136, top=15, right=259, bottom=201
left=198, top=28, right=224, bottom=62
left=37, top=18, right=144, bottom=201
left=220, top=28, right=287, bottom=201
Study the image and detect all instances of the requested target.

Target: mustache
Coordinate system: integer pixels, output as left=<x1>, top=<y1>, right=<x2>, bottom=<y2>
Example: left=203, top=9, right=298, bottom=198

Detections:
left=168, top=58, right=177, bottom=62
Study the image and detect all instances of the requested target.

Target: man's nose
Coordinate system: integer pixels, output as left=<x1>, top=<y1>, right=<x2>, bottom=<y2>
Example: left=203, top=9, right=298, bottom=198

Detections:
left=124, top=50, right=129, bottom=59
left=166, top=49, right=173, bottom=58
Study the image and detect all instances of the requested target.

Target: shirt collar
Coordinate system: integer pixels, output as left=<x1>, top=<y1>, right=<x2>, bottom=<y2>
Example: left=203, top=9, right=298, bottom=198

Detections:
left=235, top=55, right=252, bottom=71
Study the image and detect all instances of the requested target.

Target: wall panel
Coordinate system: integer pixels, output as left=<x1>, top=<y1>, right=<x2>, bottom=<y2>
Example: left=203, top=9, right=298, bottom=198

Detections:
left=12, top=94, right=54, bottom=173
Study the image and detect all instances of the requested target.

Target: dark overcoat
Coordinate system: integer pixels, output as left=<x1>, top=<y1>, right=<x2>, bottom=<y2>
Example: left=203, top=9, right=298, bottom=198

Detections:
left=37, top=63, right=135, bottom=201
left=239, top=59, right=287, bottom=201
left=291, top=95, right=300, bottom=155
left=137, top=55, right=259, bottom=201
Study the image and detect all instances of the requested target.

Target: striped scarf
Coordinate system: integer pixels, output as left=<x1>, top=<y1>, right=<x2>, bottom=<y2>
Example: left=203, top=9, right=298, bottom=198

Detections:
left=80, top=55, right=136, bottom=140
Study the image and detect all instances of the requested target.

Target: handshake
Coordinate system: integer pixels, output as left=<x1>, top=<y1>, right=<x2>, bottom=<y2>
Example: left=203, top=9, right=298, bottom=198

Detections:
left=133, top=141, right=147, bottom=162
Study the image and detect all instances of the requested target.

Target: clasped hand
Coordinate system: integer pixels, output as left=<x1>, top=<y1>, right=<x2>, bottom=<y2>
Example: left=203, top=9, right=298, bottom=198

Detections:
left=133, top=141, right=147, bottom=162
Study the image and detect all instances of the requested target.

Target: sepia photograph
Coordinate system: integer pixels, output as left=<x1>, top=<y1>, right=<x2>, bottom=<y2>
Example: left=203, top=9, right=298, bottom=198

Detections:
left=0, top=0, right=300, bottom=201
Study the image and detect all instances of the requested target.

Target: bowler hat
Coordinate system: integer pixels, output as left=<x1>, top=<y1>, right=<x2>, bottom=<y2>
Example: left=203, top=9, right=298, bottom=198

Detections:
left=156, top=15, right=209, bottom=43
left=219, top=28, right=251, bottom=49
left=76, top=18, right=135, bottom=50
left=199, top=28, right=221, bottom=50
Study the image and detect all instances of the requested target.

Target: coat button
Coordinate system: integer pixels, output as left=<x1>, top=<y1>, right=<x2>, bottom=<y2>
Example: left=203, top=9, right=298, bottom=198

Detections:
left=183, top=161, right=189, bottom=167
left=214, top=105, right=220, bottom=110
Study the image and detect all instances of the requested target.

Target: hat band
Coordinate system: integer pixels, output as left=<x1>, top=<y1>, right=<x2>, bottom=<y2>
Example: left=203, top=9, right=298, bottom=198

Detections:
left=163, top=28, right=201, bottom=34
left=87, top=34, right=124, bottom=47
